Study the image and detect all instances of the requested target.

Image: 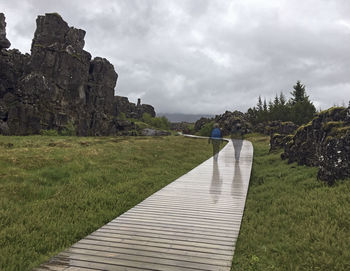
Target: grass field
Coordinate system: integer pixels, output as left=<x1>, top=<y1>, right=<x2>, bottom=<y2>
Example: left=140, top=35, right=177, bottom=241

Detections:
left=231, top=134, right=350, bottom=271
left=2, top=134, right=349, bottom=271
left=0, top=135, right=219, bottom=271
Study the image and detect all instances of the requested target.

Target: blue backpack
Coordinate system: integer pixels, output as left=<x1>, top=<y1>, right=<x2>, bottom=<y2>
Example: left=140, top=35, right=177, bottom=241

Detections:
left=211, top=128, right=221, bottom=138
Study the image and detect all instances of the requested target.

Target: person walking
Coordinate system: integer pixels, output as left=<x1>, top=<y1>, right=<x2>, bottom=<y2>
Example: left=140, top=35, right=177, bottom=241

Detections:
left=231, top=122, right=244, bottom=162
left=208, top=123, right=223, bottom=162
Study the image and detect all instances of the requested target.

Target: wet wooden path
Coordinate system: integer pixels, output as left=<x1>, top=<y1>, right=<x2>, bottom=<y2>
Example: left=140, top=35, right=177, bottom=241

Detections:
left=35, top=139, right=253, bottom=271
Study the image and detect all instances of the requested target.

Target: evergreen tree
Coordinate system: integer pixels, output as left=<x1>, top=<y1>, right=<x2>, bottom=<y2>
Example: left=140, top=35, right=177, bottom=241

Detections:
left=289, top=81, right=316, bottom=125
left=279, top=92, right=286, bottom=105
left=257, top=96, right=263, bottom=112
left=247, top=82, right=316, bottom=125
left=273, top=94, right=280, bottom=107
left=268, top=100, right=274, bottom=112
left=263, top=99, right=267, bottom=112
left=290, top=81, right=308, bottom=105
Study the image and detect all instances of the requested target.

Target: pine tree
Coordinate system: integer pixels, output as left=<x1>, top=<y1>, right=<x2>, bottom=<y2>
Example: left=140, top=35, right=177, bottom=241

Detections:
left=257, top=96, right=263, bottom=112
left=273, top=94, right=280, bottom=107
left=290, top=81, right=309, bottom=105
left=279, top=92, right=286, bottom=105
left=289, top=81, right=316, bottom=125
left=263, top=99, right=267, bottom=112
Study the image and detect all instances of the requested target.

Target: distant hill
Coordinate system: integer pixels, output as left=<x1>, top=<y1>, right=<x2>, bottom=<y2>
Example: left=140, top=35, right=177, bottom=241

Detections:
left=158, top=113, right=215, bottom=123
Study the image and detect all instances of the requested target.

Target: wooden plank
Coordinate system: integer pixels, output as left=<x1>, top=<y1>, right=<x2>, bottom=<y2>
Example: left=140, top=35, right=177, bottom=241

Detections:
left=97, top=226, right=236, bottom=243
left=71, top=243, right=232, bottom=266
left=77, top=239, right=233, bottom=261
left=53, top=253, right=229, bottom=271
left=89, top=231, right=234, bottom=251
left=84, top=235, right=234, bottom=255
left=59, top=248, right=231, bottom=271
left=36, top=139, right=253, bottom=271
left=101, top=223, right=240, bottom=239
left=95, top=228, right=235, bottom=245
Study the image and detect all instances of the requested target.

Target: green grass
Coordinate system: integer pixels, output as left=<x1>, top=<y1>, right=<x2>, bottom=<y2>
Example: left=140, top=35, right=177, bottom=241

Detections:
left=0, top=135, right=218, bottom=271
left=231, top=134, right=350, bottom=271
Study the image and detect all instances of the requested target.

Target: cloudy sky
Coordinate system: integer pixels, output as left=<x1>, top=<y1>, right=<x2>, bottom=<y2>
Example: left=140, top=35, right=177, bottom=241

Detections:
left=1, top=0, right=350, bottom=114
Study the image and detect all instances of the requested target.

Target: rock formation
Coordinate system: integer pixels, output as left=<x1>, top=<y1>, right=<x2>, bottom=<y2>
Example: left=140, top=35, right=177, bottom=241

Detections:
left=193, top=110, right=252, bottom=136
left=281, top=106, right=350, bottom=184
left=0, top=13, right=11, bottom=49
left=256, top=121, right=298, bottom=136
left=214, top=110, right=252, bottom=136
left=0, top=13, right=156, bottom=136
left=114, top=96, right=155, bottom=119
left=194, top=117, right=212, bottom=132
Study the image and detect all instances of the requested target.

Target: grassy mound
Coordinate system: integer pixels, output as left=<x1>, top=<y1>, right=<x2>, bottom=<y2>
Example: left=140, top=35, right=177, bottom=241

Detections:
left=0, top=135, right=217, bottom=271
left=231, top=134, right=350, bottom=271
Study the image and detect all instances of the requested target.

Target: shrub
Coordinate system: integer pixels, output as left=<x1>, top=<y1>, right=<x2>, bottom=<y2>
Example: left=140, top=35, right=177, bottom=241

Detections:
left=60, top=122, right=76, bottom=136
left=40, top=129, right=59, bottom=136
left=142, top=113, right=170, bottom=130
left=118, top=112, right=126, bottom=120
left=135, top=121, right=150, bottom=130
left=198, top=121, right=214, bottom=137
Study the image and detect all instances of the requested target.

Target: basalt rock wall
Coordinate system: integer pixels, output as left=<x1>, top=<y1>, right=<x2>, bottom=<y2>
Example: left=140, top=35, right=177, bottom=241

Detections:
left=0, top=13, right=155, bottom=136
left=256, top=121, right=298, bottom=136
left=281, top=106, right=350, bottom=184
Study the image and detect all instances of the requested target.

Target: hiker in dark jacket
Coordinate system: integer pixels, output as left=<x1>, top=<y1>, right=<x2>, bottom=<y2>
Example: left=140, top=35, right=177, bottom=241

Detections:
left=231, top=122, right=243, bottom=161
left=208, top=123, right=223, bottom=162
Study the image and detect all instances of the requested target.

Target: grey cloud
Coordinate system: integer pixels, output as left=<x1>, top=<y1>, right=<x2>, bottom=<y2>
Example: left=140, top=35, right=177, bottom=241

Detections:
left=1, top=0, right=349, bottom=114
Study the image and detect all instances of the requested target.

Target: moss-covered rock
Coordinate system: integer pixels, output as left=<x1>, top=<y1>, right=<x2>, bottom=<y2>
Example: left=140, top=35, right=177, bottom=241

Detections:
left=281, top=105, right=350, bottom=184
left=269, top=133, right=294, bottom=152
left=257, top=120, right=298, bottom=135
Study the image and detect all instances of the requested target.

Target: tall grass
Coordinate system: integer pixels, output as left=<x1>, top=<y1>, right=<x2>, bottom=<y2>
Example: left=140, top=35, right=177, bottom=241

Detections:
left=231, top=134, right=350, bottom=271
left=0, top=135, right=216, bottom=271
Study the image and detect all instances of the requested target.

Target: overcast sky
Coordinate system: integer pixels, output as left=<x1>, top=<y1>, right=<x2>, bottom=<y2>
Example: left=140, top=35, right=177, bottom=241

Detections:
left=1, top=0, right=350, bottom=114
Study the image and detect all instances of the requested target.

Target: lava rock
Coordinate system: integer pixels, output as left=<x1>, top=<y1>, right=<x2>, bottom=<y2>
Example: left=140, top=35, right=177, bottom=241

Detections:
left=0, top=13, right=11, bottom=49
left=282, top=106, right=350, bottom=184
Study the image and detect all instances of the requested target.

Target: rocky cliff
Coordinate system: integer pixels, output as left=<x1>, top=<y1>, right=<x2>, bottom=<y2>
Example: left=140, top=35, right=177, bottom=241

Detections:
left=0, top=13, right=155, bottom=136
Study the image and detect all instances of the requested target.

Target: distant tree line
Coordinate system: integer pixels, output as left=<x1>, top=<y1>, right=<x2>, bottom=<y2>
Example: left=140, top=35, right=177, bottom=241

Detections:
left=247, top=81, right=316, bottom=125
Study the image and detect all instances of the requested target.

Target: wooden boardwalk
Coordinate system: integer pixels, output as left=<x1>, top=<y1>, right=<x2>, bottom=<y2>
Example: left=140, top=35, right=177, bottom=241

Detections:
left=35, top=139, right=253, bottom=271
